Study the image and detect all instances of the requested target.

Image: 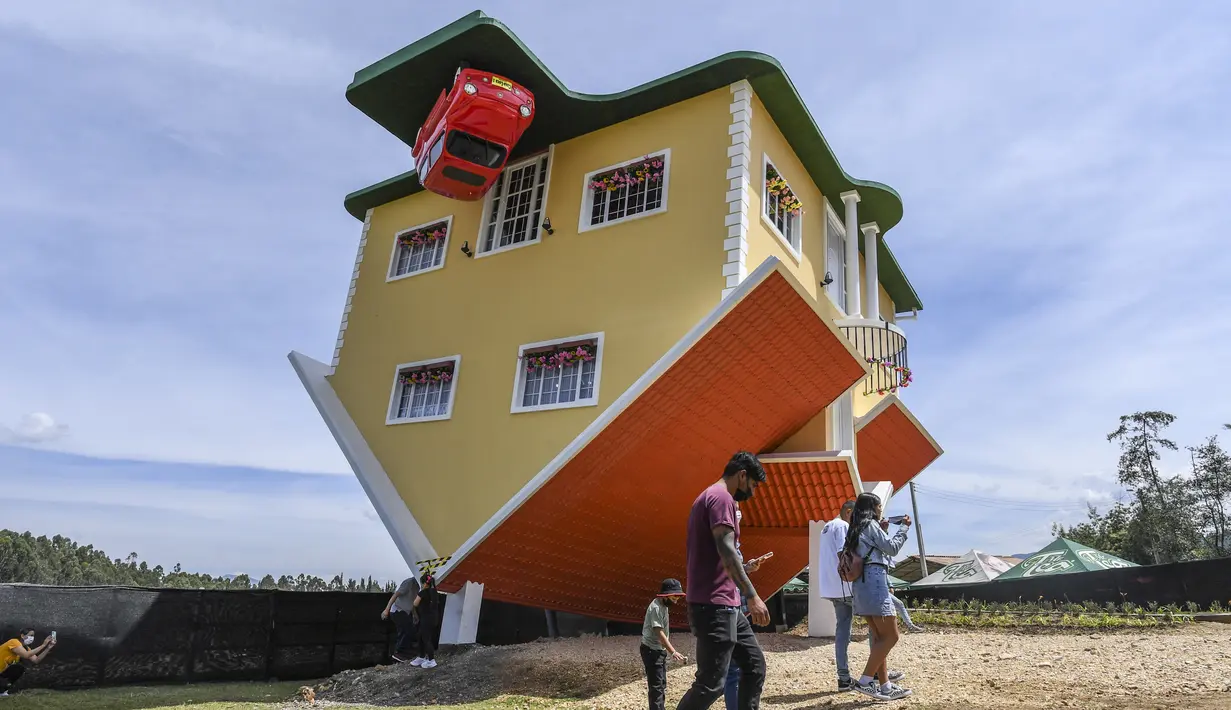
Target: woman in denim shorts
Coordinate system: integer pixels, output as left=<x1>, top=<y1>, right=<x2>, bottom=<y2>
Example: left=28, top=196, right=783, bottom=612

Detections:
left=844, top=492, right=913, bottom=701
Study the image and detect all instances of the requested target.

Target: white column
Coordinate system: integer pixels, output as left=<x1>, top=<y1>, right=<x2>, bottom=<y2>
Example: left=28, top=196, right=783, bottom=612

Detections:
left=808, top=521, right=837, bottom=637
left=861, top=222, right=881, bottom=322
left=863, top=481, right=894, bottom=509
left=439, top=580, right=484, bottom=645
left=840, top=191, right=861, bottom=317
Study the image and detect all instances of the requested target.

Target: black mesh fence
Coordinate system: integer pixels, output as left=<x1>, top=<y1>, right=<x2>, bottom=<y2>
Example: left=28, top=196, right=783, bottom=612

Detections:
left=2, top=583, right=815, bottom=689
left=897, top=557, right=1231, bottom=607
left=0, top=585, right=404, bottom=690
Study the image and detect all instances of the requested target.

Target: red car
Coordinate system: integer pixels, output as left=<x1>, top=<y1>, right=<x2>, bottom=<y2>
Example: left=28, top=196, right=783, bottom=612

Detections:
left=411, top=67, right=536, bottom=201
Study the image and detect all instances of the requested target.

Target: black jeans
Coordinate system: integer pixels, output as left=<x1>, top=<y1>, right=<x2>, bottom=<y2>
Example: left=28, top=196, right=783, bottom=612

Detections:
left=417, top=614, right=437, bottom=660
left=0, top=664, right=24, bottom=691
left=676, top=604, right=765, bottom=710
left=391, top=610, right=417, bottom=656
left=640, top=644, right=668, bottom=710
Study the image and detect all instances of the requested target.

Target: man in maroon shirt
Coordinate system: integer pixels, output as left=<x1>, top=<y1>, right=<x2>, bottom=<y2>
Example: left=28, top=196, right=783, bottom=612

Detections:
left=677, top=451, right=769, bottom=710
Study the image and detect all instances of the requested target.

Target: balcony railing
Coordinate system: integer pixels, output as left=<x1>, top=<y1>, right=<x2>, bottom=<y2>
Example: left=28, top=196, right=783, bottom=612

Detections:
left=839, top=321, right=912, bottom=396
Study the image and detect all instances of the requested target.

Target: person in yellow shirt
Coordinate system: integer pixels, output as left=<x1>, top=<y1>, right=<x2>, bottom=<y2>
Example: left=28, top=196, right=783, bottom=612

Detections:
left=0, top=628, right=56, bottom=697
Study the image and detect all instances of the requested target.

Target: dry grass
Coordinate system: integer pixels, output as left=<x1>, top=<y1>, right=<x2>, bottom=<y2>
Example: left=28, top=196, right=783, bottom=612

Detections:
left=25, top=624, right=1231, bottom=709
left=309, top=623, right=1231, bottom=709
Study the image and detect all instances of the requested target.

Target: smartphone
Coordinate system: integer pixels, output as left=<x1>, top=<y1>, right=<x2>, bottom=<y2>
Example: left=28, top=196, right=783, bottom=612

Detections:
left=887, top=515, right=908, bottom=524
left=51, top=631, right=57, bottom=641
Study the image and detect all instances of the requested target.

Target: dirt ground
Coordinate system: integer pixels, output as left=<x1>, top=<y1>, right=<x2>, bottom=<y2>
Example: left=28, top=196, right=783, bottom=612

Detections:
left=313, top=623, right=1231, bottom=709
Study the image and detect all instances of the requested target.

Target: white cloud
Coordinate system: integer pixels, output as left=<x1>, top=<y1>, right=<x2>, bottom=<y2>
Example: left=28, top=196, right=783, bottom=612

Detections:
left=2, top=1, right=1230, bottom=568
left=0, top=0, right=352, bottom=86
left=1, top=412, right=69, bottom=444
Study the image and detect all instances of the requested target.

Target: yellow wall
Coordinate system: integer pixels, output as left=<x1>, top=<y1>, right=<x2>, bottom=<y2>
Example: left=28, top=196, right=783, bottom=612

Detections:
left=745, top=96, right=898, bottom=326
left=329, top=88, right=733, bottom=555
left=774, top=409, right=830, bottom=453
left=745, top=96, right=824, bottom=301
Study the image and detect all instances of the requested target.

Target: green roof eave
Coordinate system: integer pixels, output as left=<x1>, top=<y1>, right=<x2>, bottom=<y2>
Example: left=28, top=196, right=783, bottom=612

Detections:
left=341, top=10, right=922, bottom=312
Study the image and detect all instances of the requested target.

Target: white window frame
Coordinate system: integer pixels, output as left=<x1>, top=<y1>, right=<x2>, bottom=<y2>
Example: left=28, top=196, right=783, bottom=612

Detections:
left=577, top=149, right=672, bottom=233
left=823, top=203, right=847, bottom=315
left=386, top=215, right=452, bottom=282
left=475, top=146, right=554, bottom=259
left=385, top=355, right=462, bottom=425
left=760, top=154, right=803, bottom=259
left=510, top=332, right=605, bottom=414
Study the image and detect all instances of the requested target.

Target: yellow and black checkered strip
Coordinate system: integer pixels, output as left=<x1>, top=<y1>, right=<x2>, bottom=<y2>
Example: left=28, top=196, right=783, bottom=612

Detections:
left=416, top=556, right=452, bottom=574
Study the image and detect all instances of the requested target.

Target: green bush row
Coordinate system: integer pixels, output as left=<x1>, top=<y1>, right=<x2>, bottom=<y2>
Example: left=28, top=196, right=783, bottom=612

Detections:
left=904, top=597, right=1224, bottom=615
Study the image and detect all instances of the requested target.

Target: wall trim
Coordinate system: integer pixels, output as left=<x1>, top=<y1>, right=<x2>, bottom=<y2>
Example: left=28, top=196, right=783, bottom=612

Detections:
left=288, top=350, right=437, bottom=566
left=332, top=208, right=374, bottom=373
left=722, top=80, right=754, bottom=301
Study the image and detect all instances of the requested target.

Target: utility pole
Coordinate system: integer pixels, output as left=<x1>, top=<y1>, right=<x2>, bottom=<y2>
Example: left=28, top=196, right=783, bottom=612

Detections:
left=910, top=481, right=928, bottom=578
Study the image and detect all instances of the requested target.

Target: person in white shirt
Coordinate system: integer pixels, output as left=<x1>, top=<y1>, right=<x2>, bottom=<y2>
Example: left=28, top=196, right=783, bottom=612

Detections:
left=817, top=500, right=904, bottom=691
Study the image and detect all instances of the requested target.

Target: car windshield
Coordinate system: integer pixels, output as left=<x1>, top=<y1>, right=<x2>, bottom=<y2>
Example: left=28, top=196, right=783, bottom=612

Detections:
left=446, top=130, right=507, bottom=169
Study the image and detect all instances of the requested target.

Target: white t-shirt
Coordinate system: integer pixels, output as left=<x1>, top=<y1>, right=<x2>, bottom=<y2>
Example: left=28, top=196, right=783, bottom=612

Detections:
left=816, top=516, right=849, bottom=599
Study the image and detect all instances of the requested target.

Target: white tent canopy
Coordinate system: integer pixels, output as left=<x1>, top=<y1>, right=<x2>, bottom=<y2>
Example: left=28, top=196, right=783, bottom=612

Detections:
left=911, top=549, right=1013, bottom=587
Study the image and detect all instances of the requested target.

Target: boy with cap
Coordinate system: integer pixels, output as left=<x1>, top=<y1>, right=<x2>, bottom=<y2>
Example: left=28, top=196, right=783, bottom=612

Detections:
left=641, top=578, right=688, bottom=710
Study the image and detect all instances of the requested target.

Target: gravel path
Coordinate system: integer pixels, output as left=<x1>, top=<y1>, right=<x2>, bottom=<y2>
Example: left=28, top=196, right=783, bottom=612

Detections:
left=316, top=623, right=1231, bottom=709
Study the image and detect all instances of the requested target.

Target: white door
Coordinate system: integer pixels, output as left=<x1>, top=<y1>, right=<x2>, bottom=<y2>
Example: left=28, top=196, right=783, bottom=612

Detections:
left=826, top=218, right=846, bottom=313
left=831, top=391, right=854, bottom=451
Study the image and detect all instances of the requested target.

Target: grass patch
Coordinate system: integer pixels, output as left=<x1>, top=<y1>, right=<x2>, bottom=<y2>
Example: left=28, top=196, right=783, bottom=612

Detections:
left=4, top=683, right=567, bottom=710
left=2, top=681, right=305, bottom=710
left=901, top=598, right=1199, bottom=629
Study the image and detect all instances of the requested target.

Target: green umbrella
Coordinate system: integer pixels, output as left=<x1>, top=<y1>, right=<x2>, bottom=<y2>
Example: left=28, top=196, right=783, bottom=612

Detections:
left=887, top=574, right=910, bottom=589
left=995, top=538, right=1138, bottom=580
left=780, top=576, right=808, bottom=594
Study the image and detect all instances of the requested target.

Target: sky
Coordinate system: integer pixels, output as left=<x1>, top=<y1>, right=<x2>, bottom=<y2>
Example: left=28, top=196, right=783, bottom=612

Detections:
left=2, top=1, right=1229, bottom=580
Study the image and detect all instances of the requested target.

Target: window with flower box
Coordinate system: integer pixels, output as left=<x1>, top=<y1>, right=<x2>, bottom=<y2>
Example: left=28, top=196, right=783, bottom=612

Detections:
left=762, top=157, right=802, bottom=254
left=511, top=333, right=604, bottom=413
left=386, top=356, right=460, bottom=424
left=388, top=217, right=451, bottom=281
left=579, top=150, right=669, bottom=231
left=477, top=151, right=553, bottom=256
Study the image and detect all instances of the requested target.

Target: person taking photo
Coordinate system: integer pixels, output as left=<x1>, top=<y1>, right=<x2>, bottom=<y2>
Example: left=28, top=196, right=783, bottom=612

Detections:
left=0, top=628, right=56, bottom=697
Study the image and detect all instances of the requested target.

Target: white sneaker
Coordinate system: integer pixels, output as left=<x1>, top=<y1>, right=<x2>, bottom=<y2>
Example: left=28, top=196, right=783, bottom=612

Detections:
left=409, top=657, right=425, bottom=667
left=0, top=691, right=9, bottom=698
left=880, top=682, right=913, bottom=700
left=421, top=659, right=438, bottom=669
left=907, top=624, right=925, bottom=633
left=851, top=680, right=890, bottom=701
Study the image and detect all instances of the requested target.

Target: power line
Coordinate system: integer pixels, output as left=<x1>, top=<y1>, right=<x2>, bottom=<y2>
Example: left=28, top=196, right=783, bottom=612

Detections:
left=912, top=484, right=1103, bottom=512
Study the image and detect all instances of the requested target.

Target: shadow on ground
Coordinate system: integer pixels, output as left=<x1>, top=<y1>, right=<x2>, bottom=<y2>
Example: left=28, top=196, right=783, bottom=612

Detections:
left=319, top=641, right=648, bottom=707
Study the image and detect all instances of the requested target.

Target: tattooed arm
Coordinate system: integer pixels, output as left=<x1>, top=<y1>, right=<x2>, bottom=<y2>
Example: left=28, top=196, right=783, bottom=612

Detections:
left=714, top=525, right=770, bottom=625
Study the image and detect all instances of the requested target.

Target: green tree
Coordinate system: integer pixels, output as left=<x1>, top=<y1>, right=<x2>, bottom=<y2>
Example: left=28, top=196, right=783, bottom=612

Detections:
left=1107, top=411, right=1189, bottom=564
left=1190, top=436, right=1231, bottom=556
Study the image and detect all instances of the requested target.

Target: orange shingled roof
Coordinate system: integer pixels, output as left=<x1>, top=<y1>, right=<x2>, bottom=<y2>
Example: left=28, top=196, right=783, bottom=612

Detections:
left=854, top=396, right=942, bottom=493
left=437, top=264, right=868, bottom=623
left=741, top=454, right=859, bottom=529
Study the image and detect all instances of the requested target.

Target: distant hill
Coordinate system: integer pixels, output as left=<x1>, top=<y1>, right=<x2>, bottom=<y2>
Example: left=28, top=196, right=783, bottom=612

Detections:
left=0, top=529, right=395, bottom=593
